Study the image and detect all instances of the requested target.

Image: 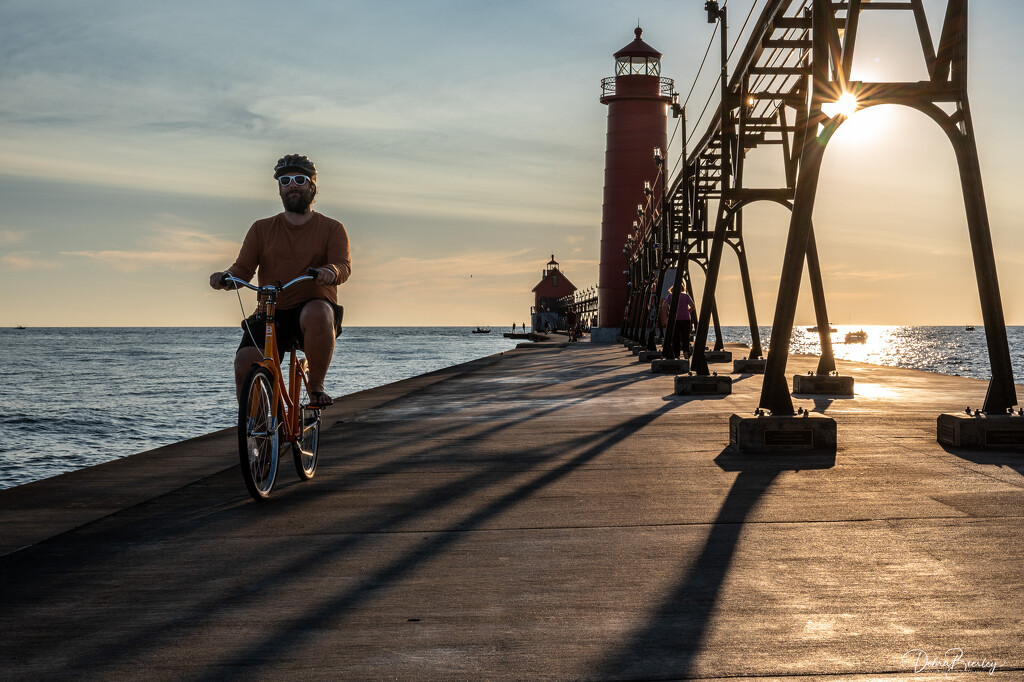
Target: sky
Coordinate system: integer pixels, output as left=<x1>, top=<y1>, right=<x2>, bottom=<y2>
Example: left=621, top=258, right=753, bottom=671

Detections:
left=2, top=0, right=1024, bottom=327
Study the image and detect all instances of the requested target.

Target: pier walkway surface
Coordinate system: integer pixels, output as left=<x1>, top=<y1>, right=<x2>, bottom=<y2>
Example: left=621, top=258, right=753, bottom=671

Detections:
left=2, top=338, right=1023, bottom=680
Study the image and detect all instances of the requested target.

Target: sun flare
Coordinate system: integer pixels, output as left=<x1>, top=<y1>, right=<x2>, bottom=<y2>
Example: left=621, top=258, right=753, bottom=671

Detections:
left=823, top=92, right=858, bottom=118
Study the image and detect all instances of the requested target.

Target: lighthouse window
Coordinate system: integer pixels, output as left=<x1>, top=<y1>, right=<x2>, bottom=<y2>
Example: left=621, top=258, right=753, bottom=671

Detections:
left=615, top=56, right=661, bottom=76
left=553, top=275, right=559, bottom=286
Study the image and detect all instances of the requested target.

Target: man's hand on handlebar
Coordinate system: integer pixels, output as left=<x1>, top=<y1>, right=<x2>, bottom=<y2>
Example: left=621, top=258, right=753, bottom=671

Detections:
left=210, top=268, right=331, bottom=292
left=210, top=271, right=231, bottom=290
left=311, top=267, right=336, bottom=286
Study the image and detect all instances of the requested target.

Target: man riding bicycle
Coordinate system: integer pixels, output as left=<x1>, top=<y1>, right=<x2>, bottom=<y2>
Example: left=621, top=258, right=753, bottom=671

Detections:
left=210, top=154, right=351, bottom=407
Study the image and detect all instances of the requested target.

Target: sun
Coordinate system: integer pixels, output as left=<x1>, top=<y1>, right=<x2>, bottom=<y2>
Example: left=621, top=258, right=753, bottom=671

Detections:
left=823, top=92, right=859, bottom=118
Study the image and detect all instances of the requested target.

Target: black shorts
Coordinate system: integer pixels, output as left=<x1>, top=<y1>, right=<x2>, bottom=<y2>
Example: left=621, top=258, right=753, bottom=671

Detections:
left=237, top=298, right=344, bottom=360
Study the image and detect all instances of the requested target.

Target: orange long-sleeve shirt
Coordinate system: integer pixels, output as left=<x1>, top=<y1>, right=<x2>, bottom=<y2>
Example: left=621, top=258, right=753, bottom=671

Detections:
left=228, top=212, right=351, bottom=310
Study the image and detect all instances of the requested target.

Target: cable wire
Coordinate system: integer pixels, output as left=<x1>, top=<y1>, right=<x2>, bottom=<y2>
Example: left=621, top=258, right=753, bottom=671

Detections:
left=234, top=282, right=262, bottom=351
left=729, top=0, right=759, bottom=62
left=681, top=1, right=758, bottom=144
left=682, top=19, right=720, bottom=107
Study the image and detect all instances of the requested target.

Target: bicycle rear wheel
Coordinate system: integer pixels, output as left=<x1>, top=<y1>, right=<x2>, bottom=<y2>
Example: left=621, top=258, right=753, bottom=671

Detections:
left=293, top=382, right=321, bottom=480
left=239, top=366, right=280, bottom=500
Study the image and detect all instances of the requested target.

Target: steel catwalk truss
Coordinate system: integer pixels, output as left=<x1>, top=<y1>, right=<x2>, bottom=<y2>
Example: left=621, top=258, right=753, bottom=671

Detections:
left=619, top=0, right=1016, bottom=414
left=558, top=286, right=599, bottom=332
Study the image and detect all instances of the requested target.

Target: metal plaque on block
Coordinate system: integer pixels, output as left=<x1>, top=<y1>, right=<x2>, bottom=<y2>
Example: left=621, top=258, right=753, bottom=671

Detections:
left=984, top=429, right=1024, bottom=446
left=691, top=382, right=721, bottom=395
left=764, top=429, right=814, bottom=448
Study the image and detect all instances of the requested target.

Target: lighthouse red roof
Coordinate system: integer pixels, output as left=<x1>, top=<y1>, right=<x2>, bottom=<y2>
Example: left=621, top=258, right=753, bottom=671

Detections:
left=532, top=264, right=576, bottom=294
left=614, top=27, right=661, bottom=59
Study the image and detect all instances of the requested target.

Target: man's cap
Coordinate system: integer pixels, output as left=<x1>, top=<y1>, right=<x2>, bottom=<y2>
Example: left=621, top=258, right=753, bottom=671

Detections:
left=274, top=154, right=317, bottom=179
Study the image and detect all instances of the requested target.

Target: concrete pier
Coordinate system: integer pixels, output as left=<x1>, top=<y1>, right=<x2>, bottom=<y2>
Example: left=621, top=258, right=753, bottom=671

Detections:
left=2, top=340, right=1023, bottom=679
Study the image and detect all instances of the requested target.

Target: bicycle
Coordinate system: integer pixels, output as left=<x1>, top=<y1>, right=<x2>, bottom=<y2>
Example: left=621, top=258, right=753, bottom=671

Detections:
left=220, top=270, right=323, bottom=501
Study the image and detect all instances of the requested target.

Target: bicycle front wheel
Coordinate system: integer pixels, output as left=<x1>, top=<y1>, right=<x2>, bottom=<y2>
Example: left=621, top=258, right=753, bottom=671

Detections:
left=239, top=366, right=280, bottom=501
left=293, top=387, right=321, bottom=480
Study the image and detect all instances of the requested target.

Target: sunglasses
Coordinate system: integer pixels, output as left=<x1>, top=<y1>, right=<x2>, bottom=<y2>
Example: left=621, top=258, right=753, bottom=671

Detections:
left=278, top=175, right=311, bottom=187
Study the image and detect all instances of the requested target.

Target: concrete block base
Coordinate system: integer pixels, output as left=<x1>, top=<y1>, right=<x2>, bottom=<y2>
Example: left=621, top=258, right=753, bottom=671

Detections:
left=651, top=358, right=690, bottom=374
left=638, top=350, right=662, bottom=362
left=631, top=346, right=646, bottom=356
left=589, top=327, right=620, bottom=344
left=729, top=413, right=837, bottom=452
left=675, top=374, right=732, bottom=396
left=793, top=374, right=855, bottom=395
left=705, top=350, right=733, bottom=363
left=733, top=358, right=767, bottom=374
left=937, top=412, right=1024, bottom=448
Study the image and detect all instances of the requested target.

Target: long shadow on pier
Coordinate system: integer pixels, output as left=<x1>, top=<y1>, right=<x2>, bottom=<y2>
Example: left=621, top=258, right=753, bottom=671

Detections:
left=593, top=449, right=835, bottom=680
left=941, top=444, right=1024, bottom=480
left=191, top=403, right=684, bottom=681
left=0, top=346, right=681, bottom=680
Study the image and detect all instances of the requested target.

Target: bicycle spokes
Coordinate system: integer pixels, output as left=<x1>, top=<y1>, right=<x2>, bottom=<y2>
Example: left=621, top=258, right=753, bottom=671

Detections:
left=239, top=367, right=280, bottom=500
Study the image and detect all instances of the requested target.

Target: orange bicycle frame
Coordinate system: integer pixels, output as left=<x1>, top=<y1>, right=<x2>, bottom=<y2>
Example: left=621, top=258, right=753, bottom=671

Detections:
left=254, top=296, right=308, bottom=444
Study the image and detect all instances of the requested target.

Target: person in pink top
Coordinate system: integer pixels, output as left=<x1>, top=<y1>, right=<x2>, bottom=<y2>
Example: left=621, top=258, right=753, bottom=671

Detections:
left=661, top=283, right=697, bottom=358
left=210, top=154, right=352, bottom=407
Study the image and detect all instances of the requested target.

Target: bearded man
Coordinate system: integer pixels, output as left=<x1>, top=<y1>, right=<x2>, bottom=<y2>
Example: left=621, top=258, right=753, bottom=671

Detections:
left=210, top=154, right=351, bottom=407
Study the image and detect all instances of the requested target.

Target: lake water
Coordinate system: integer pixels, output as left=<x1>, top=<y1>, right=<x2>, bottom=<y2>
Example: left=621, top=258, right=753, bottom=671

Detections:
left=1, top=324, right=1021, bottom=490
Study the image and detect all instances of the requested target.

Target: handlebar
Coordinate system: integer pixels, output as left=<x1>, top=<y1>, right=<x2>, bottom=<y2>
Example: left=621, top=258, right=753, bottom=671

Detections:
left=220, top=267, right=320, bottom=293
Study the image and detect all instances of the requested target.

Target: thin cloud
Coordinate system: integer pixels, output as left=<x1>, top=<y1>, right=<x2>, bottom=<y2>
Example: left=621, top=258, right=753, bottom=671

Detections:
left=63, top=227, right=238, bottom=272
left=0, top=230, right=25, bottom=246
left=359, top=249, right=537, bottom=283
left=346, top=249, right=598, bottom=305
left=2, top=251, right=58, bottom=270
left=822, top=268, right=913, bottom=282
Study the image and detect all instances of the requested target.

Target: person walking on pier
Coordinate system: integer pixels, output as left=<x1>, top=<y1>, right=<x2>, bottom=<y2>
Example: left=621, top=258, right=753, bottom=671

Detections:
left=661, top=283, right=696, bottom=359
left=209, top=154, right=351, bottom=407
left=566, top=309, right=579, bottom=342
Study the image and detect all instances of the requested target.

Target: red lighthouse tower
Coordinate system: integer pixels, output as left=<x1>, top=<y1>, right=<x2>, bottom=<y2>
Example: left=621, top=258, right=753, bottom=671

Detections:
left=594, top=27, right=673, bottom=341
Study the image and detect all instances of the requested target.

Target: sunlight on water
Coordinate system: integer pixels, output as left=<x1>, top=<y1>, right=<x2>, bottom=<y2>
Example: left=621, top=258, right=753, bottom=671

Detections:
left=787, top=325, right=979, bottom=375
left=716, top=325, right=1011, bottom=381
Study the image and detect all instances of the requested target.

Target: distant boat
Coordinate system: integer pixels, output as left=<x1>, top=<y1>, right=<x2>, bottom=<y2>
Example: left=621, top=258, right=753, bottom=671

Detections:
left=807, top=325, right=837, bottom=333
left=472, top=327, right=491, bottom=334
left=845, top=329, right=868, bottom=343
left=965, top=325, right=975, bottom=331
left=14, top=325, right=26, bottom=330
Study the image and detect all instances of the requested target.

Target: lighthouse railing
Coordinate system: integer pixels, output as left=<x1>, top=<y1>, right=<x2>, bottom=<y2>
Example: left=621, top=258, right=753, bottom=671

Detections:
left=600, top=76, right=675, bottom=99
